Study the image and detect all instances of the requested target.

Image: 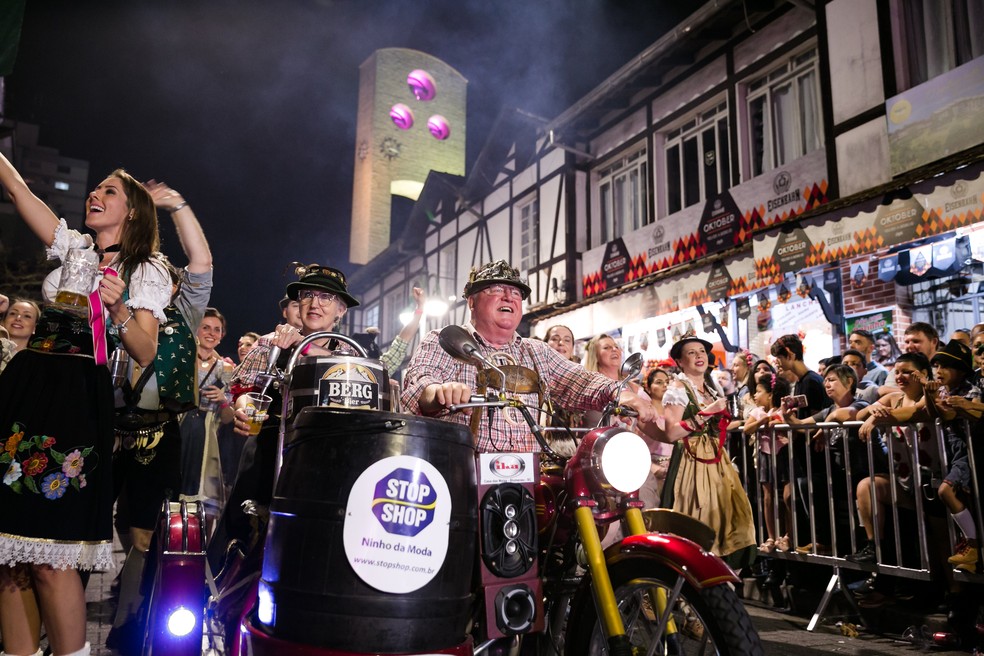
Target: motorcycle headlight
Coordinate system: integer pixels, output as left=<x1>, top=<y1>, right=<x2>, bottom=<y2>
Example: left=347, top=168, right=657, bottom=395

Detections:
left=592, top=431, right=651, bottom=493
left=166, top=607, right=197, bottom=637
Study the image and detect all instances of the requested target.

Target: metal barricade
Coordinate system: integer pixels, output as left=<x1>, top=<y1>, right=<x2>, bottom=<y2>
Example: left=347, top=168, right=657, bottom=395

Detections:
left=731, top=416, right=983, bottom=630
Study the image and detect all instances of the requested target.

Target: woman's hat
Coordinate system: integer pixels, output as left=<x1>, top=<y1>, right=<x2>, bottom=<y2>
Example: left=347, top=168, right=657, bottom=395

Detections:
left=931, top=339, right=974, bottom=375
left=286, top=264, right=360, bottom=308
left=462, top=260, right=531, bottom=300
left=669, top=335, right=715, bottom=364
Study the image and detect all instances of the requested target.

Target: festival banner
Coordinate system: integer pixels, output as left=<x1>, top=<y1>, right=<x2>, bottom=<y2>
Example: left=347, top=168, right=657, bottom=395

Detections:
left=908, top=243, right=933, bottom=277
left=877, top=253, right=900, bottom=282
left=851, top=261, right=868, bottom=288
left=752, top=164, right=984, bottom=285
left=601, top=238, right=631, bottom=290
left=930, top=237, right=956, bottom=275
left=705, top=260, right=733, bottom=302
left=581, top=149, right=828, bottom=298
left=698, top=191, right=743, bottom=255
left=753, top=226, right=813, bottom=283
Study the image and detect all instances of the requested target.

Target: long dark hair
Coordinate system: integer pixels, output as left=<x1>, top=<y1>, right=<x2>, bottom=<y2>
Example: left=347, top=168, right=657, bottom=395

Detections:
left=110, top=169, right=160, bottom=279
left=756, top=372, right=790, bottom=409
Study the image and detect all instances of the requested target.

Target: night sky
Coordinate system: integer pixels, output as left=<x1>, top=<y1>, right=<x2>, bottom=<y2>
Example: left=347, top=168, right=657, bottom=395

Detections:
left=6, top=0, right=689, bottom=346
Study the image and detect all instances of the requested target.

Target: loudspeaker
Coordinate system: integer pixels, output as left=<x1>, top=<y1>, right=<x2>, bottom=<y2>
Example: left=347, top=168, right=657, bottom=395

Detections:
left=480, top=483, right=537, bottom=578
left=476, top=453, right=544, bottom=639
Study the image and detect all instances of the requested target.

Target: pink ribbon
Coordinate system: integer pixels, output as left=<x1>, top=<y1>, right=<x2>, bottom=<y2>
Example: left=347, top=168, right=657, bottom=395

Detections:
left=88, top=267, right=118, bottom=365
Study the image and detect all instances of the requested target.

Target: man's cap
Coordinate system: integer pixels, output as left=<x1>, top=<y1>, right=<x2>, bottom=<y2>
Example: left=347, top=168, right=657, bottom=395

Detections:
left=462, top=260, right=531, bottom=300
left=286, top=264, right=359, bottom=308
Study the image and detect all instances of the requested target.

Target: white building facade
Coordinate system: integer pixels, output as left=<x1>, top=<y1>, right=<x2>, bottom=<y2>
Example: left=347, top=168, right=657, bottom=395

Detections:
left=348, top=0, right=984, bottom=372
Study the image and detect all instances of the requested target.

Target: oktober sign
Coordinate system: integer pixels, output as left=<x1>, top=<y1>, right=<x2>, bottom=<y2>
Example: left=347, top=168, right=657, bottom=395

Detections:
left=343, top=455, right=451, bottom=593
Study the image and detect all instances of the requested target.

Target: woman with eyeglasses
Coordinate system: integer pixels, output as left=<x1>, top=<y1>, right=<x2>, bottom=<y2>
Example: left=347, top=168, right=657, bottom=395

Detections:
left=212, top=266, right=360, bottom=573
left=873, top=331, right=902, bottom=368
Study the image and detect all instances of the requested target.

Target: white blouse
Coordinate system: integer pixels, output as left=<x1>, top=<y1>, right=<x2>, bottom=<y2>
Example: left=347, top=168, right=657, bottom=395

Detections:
left=41, top=219, right=171, bottom=323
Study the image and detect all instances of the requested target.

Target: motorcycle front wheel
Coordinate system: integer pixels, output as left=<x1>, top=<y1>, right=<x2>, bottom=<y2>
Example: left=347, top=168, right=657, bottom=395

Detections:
left=565, top=558, right=763, bottom=656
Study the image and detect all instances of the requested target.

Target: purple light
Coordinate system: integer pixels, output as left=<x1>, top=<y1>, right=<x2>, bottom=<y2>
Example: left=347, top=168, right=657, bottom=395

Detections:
left=390, top=104, right=414, bottom=130
left=427, top=115, right=451, bottom=140
left=407, top=69, right=436, bottom=101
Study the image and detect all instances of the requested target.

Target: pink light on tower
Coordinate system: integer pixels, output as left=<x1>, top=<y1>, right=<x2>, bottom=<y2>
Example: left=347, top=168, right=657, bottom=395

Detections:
left=407, top=69, right=437, bottom=101
left=390, top=104, right=414, bottom=130
left=427, top=115, right=450, bottom=140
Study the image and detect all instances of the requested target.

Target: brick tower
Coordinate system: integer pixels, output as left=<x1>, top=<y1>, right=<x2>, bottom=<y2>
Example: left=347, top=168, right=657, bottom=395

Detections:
left=349, top=48, right=467, bottom=264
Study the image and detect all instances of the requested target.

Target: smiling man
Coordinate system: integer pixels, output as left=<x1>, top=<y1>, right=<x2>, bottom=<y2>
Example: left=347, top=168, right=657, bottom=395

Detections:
left=402, top=260, right=653, bottom=452
left=848, top=328, right=888, bottom=386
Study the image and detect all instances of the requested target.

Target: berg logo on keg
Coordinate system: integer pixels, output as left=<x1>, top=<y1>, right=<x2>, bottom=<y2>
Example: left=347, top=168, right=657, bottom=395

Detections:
left=319, top=363, right=379, bottom=409
left=372, top=468, right=437, bottom=537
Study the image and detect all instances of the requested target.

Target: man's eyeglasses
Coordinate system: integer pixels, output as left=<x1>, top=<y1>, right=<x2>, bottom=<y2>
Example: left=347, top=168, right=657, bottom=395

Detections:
left=298, top=290, right=339, bottom=305
left=481, top=284, right=524, bottom=300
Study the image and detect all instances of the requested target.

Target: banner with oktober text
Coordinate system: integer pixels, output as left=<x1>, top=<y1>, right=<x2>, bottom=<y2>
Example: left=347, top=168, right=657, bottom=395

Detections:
left=752, top=164, right=984, bottom=282
left=582, top=149, right=828, bottom=297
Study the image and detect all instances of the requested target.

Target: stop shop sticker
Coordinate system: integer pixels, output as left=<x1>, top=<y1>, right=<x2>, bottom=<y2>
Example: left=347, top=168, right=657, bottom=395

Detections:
left=343, top=455, right=451, bottom=593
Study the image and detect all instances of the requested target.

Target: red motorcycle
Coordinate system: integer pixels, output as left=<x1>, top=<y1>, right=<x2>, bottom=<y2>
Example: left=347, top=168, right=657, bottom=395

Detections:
left=142, top=328, right=762, bottom=656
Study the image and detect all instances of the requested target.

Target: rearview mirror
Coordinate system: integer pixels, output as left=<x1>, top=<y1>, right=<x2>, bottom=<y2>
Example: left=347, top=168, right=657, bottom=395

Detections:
left=438, top=325, right=483, bottom=367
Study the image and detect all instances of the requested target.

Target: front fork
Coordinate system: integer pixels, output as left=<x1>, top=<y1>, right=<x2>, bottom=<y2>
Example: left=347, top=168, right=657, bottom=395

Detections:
left=624, top=506, right=679, bottom=637
left=574, top=506, right=626, bottom=640
left=575, top=503, right=679, bottom=648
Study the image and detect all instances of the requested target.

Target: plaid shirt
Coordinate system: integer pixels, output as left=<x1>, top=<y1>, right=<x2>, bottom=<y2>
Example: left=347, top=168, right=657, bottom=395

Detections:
left=402, top=323, right=619, bottom=452
left=230, top=331, right=360, bottom=397
left=230, top=332, right=276, bottom=395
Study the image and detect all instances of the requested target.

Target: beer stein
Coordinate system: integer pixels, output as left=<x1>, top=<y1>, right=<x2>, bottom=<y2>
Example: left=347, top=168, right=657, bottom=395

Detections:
left=55, top=248, right=100, bottom=310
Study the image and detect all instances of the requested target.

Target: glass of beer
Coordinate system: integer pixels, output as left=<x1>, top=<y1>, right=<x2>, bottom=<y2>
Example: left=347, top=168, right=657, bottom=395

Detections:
left=55, top=248, right=100, bottom=311
left=244, top=392, right=273, bottom=435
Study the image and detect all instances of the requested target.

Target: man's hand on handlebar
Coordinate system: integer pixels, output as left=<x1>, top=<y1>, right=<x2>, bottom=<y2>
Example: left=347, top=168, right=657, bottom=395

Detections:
left=617, top=391, right=656, bottom=423
left=420, top=382, right=473, bottom=415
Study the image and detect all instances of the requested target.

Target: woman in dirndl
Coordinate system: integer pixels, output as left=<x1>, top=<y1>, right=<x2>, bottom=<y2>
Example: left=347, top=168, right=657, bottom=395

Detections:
left=657, top=336, right=757, bottom=570
left=0, top=152, right=168, bottom=656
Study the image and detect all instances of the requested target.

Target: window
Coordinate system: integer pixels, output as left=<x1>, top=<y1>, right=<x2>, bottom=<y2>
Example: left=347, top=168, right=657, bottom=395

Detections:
left=896, top=0, right=984, bottom=89
left=598, top=149, right=648, bottom=243
left=383, top=288, right=404, bottom=342
left=518, top=197, right=539, bottom=271
left=747, top=49, right=822, bottom=177
left=362, top=303, right=379, bottom=332
left=664, top=102, right=730, bottom=215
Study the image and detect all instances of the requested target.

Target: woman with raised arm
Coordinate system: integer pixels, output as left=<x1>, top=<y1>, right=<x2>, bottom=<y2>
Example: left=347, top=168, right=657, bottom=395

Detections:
left=0, top=152, right=169, bottom=656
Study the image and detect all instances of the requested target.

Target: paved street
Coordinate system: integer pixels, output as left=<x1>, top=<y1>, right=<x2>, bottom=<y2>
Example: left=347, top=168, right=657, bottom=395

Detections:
left=748, top=604, right=970, bottom=655
left=77, top=540, right=975, bottom=656
left=81, top=579, right=974, bottom=656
